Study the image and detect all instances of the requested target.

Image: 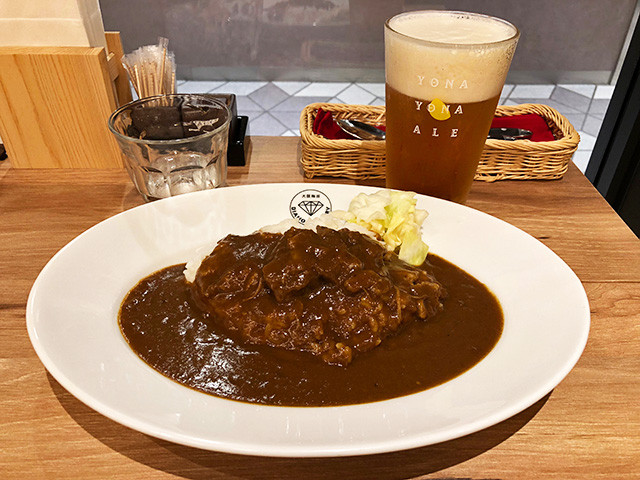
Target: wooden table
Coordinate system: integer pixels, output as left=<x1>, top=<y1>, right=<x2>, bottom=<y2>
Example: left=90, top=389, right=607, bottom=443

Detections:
left=1, top=136, right=639, bottom=479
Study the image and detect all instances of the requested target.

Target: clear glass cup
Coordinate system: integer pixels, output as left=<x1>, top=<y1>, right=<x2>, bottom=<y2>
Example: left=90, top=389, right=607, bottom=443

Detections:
left=385, top=11, right=519, bottom=203
left=108, top=94, right=230, bottom=201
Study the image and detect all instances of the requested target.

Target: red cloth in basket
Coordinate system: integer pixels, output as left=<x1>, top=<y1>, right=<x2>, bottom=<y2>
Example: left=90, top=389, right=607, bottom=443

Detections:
left=313, top=109, right=555, bottom=142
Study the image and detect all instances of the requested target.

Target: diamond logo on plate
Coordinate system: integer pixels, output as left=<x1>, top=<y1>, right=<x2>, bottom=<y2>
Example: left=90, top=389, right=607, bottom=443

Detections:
left=298, top=200, right=324, bottom=216
left=289, top=189, right=332, bottom=224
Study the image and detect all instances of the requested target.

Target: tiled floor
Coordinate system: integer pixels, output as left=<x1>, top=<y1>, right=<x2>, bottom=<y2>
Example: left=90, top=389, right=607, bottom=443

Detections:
left=178, top=80, right=614, bottom=174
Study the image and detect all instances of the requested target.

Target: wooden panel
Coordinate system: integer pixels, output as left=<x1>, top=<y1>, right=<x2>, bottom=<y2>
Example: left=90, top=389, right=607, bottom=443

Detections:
left=0, top=46, right=123, bottom=168
left=105, top=31, right=133, bottom=106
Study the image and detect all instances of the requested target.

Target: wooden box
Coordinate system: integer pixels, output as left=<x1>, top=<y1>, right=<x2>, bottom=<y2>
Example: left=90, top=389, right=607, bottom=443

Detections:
left=0, top=32, right=132, bottom=168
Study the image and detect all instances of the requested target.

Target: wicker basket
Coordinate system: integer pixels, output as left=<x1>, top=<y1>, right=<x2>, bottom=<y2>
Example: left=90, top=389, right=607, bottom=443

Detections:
left=299, top=102, right=580, bottom=182
left=300, top=103, right=386, bottom=179
left=478, top=103, right=580, bottom=181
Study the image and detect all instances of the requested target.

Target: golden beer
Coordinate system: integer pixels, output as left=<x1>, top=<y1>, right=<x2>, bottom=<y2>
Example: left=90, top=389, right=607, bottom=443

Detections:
left=385, top=11, right=519, bottom=203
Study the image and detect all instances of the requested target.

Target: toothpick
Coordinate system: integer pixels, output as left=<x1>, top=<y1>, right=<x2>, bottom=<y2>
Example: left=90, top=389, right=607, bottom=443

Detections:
left=122, top=39, right=176, bottom=99
left=159, top=46, right=167, bottom=95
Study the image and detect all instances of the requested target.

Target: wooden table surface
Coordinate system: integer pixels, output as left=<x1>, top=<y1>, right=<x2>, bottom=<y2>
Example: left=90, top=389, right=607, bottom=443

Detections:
left=1, top=136, right=639, bottom=479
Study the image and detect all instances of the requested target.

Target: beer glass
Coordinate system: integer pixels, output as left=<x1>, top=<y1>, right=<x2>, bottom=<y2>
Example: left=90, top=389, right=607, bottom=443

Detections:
left=385, top=11, right=519, bottom=203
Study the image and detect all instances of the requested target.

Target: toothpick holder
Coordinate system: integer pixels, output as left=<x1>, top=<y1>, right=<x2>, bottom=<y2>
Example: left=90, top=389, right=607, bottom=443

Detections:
left=0, top=32, right=133, bottom=168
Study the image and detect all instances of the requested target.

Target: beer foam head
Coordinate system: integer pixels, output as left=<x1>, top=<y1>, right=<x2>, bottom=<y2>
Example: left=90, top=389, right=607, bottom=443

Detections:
left=385, top=11, right=519, bottom=103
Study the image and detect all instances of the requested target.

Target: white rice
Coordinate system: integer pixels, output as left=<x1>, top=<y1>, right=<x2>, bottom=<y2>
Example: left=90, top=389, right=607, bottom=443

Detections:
left=183, top=242, right=217, bottom=284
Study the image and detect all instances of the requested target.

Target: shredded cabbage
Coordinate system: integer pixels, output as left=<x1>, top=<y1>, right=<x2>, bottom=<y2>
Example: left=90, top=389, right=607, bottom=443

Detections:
left=335, top=190, right=429, bottom=265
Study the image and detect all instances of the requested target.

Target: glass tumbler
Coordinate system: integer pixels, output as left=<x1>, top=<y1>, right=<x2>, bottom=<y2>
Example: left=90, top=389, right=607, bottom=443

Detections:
left=108, top=94, right=230, bottom=201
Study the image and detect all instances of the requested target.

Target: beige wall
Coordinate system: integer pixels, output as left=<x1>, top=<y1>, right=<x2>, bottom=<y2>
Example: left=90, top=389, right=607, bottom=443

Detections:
left=100, top=0, right=637, bottom=83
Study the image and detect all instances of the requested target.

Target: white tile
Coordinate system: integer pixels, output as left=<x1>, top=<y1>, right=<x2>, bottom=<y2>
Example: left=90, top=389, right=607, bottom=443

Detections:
left=588, top=98, right=610, bottom=116
left=558, top=84, right=596, bottom=98
left=211, top=81, right=267, bottom=96
left=582, top=115, right=604, bottom=137
left=504, top=97, right=581, bottom=115
left=369, top=97, right=385, bottom=106
left=358, top=83, right=385, bottom=97
left=295, top=82, right=350, bottom=97
left=281, top=129, right=300, bottom=137
left=510, top=84, right=555, bottom=98
left=500, top=84, right=514, bottom=99
left=571, top=151, right=592, bottom=173
left=577, top=131, right=597, bottom=151
left=270, top=110, right=303, bottom=130
left=248, top=112, right=287, bottom=136
left=552, top=88, right=591, bottom=113
left=236, top=96, right=264, bottom=114
left=336, top=84, right=375, bottom=105
left=273, top=81, right=310, bottom=95
left=271, top=95, right=331, bottom=111
left=594, top=85, right=615, bottom=99
left=563, top=113, right=586, bottom=131
left=248, top=83, right=289, bottom=110
left=327, top=97, right=345, bottom=104
left=179, top=81, right=226, bottom=93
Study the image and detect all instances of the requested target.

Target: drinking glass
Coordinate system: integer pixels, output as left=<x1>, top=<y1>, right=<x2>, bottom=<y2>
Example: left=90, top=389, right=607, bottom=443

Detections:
left=109, top=94, right=230, bottom=201
left=385, top=11, right=519, bottom=203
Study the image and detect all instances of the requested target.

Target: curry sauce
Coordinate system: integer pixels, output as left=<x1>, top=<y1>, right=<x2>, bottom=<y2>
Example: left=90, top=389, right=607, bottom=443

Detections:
left=119, top=251, right=502, bottom=406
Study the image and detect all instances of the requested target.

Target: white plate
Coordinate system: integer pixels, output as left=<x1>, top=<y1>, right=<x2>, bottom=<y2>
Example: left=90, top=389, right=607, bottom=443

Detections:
left=27, top=183, right=590, bottom=457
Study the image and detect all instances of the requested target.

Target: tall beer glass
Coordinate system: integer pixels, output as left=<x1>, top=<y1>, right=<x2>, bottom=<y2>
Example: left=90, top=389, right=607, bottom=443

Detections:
left=385, top=11, right=519, bottom=203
